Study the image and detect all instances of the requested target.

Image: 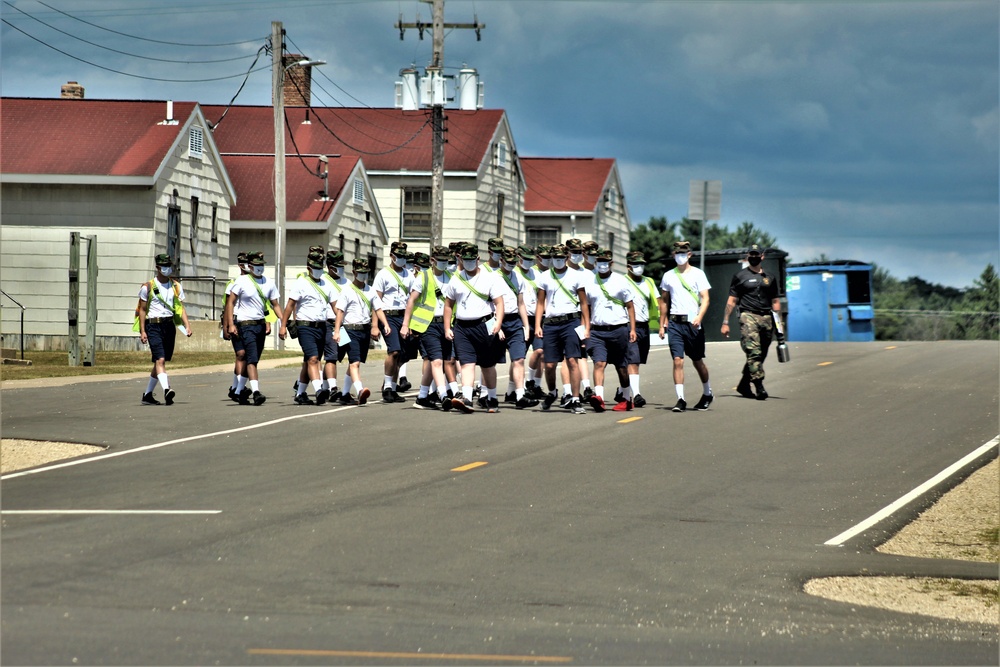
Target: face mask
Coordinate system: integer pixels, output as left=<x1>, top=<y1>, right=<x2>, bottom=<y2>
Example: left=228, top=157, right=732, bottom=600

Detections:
left=462, top=259, right=478, bottom=272
left=630, top=265, right=645, bottom=277
left=539, top=258, right=552, bottom=268
left=490, top=252, right=502, bottom=263
left=502, top=262, right=516, bottom=272
left=355, top=272, right=368, bottom=283
left=158, top=266, right=173, bottom=277
left=570, top=253, right=583, bottom=265
left=747, top=255, right=763, bottom=267
left=519, top=258, right=533, bottom=270
left=251, top=265, right=265, bottom=277
left=552, top=258, right=567, bottom=270
left=448, top=262, right=457, bottom=272
left=435, top=260, right=449, bottom=272
left=585, top=254, right=597, bottom=265
left=674, top=253, right=689, bottom=266
left=309, top=268, right=325, bottom=280
left=405, top=262, right=415, bottom=271
left=392, top=256, right=406, bottom=268
left=596, top=262, right=611, bottom=274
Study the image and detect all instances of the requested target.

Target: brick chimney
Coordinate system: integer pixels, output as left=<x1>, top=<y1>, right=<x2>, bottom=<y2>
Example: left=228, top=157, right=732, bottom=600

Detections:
left=282, top=54, right=312, bottom=107
left=61, top=81, right=84, bottom=99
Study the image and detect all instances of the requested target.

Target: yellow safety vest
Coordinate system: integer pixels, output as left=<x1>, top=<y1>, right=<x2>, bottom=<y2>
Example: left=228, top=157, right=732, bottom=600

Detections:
left=630, top=275, right=660, bottom=329
left=133, top=279, right=184, bottom=331
left=408, top=269, right=438, bottom=334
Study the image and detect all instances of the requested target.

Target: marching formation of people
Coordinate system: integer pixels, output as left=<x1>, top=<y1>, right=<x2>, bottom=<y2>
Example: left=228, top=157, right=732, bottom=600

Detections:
left=138, top=238, right=785, bottom=411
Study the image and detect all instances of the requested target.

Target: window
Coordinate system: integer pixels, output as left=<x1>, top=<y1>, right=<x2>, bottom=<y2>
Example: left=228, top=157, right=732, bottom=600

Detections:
left=367, top=242, right=378, bottom=285
left=607, top=186, right=619, bottom=213
left=210, top=202, right=218, bottom=242
left=188, top=196, right=199, bottom=258
left=496, top=140, right=508, bottom=171
left=353, top=178, right=364, bottom=205
left=496, top=193, right=505, bottom=238
left=354, top=238, right=361, bottom=263
left=167, top=190, right=181, bottom=269
left=338, top=233, right=345, bottom=253
left=847, top=269, right=871, bottom=304
left=401, top=186, right=432, bottom=240
left=526, top=226, right=560, bottom=248
left=189, top=127, right=203, bottom=160
left=607, top=231, right=615, bottom=256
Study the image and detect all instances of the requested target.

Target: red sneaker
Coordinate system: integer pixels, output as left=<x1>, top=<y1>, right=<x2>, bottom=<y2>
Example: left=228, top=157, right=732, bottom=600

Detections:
left=358, top=388, right=371, bottom=405
left=588, top=395, right=606, bottom=412
left=612, top=399, right=633, bottom=412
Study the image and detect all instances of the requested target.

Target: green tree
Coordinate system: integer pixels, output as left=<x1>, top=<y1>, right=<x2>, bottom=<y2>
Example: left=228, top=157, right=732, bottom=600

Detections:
left=957, top=264, right=999, bottom=339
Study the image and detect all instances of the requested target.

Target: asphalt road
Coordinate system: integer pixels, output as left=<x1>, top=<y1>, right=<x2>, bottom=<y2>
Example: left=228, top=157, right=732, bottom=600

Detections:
left=2, top=340, right=997, bottom=665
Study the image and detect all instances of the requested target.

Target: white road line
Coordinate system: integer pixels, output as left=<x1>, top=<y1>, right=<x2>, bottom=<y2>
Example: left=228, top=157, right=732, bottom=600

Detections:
left=0, top=405, right=357, bottom=481
left=2, top=510, right=221, bottom=515
left=824, top=435, right=1000, bottom=546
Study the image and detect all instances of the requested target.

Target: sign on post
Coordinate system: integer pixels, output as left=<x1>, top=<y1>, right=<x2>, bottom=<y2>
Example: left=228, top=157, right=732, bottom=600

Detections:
left=688, top=180, right=721, bottom=221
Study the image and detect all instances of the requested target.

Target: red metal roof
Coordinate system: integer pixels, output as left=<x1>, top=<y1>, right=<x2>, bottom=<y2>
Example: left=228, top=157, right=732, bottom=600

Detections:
left=224, top=154, right=360, bottom=223
left=522, top=157, right=615, bottom=213
left=203, top=105, right=504, bottom=173
left=1, top=98, right=197, bottom=177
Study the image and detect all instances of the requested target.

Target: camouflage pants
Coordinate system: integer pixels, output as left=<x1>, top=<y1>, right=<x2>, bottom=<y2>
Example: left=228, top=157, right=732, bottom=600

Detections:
left=739, top=312, right=773, bottom=381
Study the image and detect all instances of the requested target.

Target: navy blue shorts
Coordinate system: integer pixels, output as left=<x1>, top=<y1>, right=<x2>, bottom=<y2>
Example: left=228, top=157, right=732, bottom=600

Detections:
left=635, top=323, right=650, bottom=364
left=526, top=313, right=542, bottom=350
left=230, top=330, right=246, bottom=354
left=453, top=319, right=501, bottom=368
left=542, top=318, right=582, bottom=363
left=146, top=320, right=176, bottom=362
left=238, top=322, right=266, bottom=366
left=297, top=322, right=327, bottom=360
left=340, top=327, right=371, bottom=364
left=497, top=317, right=527, bottom=364
left=418, top=321, right=452, bottom=361
left=587, top=325, right=638, bottom=368
left=668, top=320, right=706, bottom=361
left=385, top=314, right=419, bottom=363
left=323, top=320, right=339, bottom=362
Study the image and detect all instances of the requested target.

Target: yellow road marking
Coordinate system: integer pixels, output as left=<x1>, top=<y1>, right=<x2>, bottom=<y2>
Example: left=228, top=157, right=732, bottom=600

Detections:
left=248, top=649, right=573, bottom=663
left=451, top=461, right=488, bottom=472
left=818, top=361, right=834, bottom=366
left=617, top=416, right=642, bottom=424
left=885, top=345, right=897, bottom=349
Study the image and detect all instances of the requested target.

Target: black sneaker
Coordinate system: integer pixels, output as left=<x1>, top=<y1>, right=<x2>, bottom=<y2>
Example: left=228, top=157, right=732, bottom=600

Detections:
left=316, top=389, right=330, bottom=406
left=736, top=375, right=755, bottom=399
left=692, top=394, right=714, bottom=411
left=397, top=376, right=412, bottom=392
left=228, top=387, right=238, bottom=402
left=238, top=387, right=252, bottom=405
left=440, top=395, right=453, bottom=411
left=614, top=388, right=624, bottom=403
left=392, top=389, right=406, bottom=403
left=340, top=393, right=358, bottom=405
left=294, top=393, right=314, bottom=405
left=487, top=397, right=500, bottom=413
left=671, top=398, right=687, bottom=412
left=414, top=396, right=435, bottom=409
left=252, top=391, right=266, bottom=406
left=531, top=384, right=546, bottom=400
left=515, top=395, right=539, bottom=409
left=164, top=388, right=175, bottom=406
left=141, top=392, right=160, bottom=406
left=633, top=393, right=646, bottom=408
left=382, top=388, right=395, bottom=404
left=504, top=391, right=518, bottom=404
left=583, top=386, right=594, bottom=400
left=329, top=389, right=343, bottom=403
left=471, top=385, right=481, bottom=401
left=571, top=399, right=586, bottom=415
left=560, top=394, right=573, bottom=409
left=542, top=393, right=557, bottom=411
left=426, top=393, right=441, bottom=406
left=453, top=397, right=475, bottom=414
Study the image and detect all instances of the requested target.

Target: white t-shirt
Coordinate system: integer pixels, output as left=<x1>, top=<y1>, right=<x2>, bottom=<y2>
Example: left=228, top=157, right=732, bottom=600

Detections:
left=287, top=274, right=337, bottom=322
left=334, top=282, right=384, bottom=325
left=585, top=273, right=633, bottom=326
left=230, top=275, right=279, bottom=321
left=659, top=266, right=711, bottom=323
left=442, top=268, right=506, bottom=320
left=626, top=275, right=657, bottom=324
left=537, top=267, right=587, bottom=317
left=322, top=271, right=350, bottom=320
left=372, top=267, right=414, bottom=311
left=139, top=278, right=185, bottom=319
left=495, top=270, right=521, bottom=316
left=515, top=266, right=540, bottom=315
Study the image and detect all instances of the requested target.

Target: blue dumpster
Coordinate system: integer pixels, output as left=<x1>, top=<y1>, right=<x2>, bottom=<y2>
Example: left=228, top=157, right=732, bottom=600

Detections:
left=786, top=262, right=875, bottom=342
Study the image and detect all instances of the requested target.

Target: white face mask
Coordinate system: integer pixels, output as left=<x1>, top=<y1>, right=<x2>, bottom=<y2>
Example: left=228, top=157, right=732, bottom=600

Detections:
left=448, top=262, right=457, bottom=272
left=585, top=254, right=597, bottom=265
left=462, top=258, right=478, bottom=272
left=519, top=258, right=533, bottom=270
left=158, top=266, right=173, bottom=277
left=570, top=253, right=584, bottom=265
left=630, top=265, right=645, bottom=277
left=490, top=252, right=502, bottom=263
left=392, top=256, right=406, bottom=268
left=552, top=258, right=567, bottom=270
left=251, top=265, right=265, bottom=277
left=674, top=253, right=689, bottom=266
left=502, top=262, right=516, bottom=272
left=539, top=258, right=551, bottom=268
left=309, top=268, right=324, bottom=280
left=435, top=260, right=449, bottom=272
left=596, top=262, right=611, bottom=274
left=355, top=272, right=368, bottom=283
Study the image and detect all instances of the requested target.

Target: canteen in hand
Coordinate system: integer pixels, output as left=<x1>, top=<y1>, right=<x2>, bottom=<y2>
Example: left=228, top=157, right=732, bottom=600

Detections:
left=776, top=341, right=791, bottom=363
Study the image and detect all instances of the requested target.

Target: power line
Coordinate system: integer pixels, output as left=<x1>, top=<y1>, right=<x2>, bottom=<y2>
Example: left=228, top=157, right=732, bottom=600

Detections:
left=209, top=44, right=269, bottom=131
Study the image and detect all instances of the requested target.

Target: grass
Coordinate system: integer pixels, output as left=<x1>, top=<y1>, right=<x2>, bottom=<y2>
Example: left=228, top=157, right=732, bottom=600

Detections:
left=0, top=350, right=303, bottom=381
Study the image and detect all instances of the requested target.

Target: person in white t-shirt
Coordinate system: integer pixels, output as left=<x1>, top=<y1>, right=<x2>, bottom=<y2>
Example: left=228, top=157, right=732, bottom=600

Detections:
left=224, top=251, right=283, bottom=406
left=279, top=254, right=338, bottom=406
left=136, top=253, right=191, bottom=406
left=657, top=240, right=713, bottom=413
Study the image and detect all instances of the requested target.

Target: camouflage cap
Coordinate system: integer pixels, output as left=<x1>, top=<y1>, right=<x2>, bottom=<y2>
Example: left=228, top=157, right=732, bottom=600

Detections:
left=460, top=244, right=480, bottom=260
left=397, top=249, right=414, bottom=260
left=325, top=250, right=346, bottom=267
left=352, top=258, right=369, bottom=273
left=582, top=240, right=599, bottom=253
left=550, top=244, right=569, bottom=258
left=308, top=245, right=325, bottom=255
left=536, top=244, right=553, bottom=258
left=448, top=241, right=463, bottom=252
left=154, top=253, right=172, bottom=266
left=565, top=238, right=584, bottom=252
left=672, top=240, right=692, bottom=253
left=413, top=251, right=431, bottom=268
left=307, top=257, right=324, bottom=270
left=626, top=250, right=647, bottom=265
left=516, top=243, right=535, bottom=258
left=249, top=251, right=265, bottom=266
left=432, top=245, right=452, bottom=261
left=594, top=247, right=613, bottom=261
left=390, top=241, right=408, bottom=254
left=307, top=250, right=325, bottom=263
left=236, top=251, right=249, bottom=263
left=487, top=237, right=505, bottom=252
left=501, top=246, right=518, bottom=263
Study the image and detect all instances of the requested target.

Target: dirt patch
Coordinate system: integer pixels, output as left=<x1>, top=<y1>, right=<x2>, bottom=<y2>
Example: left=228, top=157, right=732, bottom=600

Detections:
left=1, top=439, right=104, bottom=473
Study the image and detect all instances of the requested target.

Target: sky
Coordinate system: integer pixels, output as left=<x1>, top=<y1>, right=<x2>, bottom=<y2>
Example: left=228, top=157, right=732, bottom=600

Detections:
left=2, top=0, right=997, bottom=289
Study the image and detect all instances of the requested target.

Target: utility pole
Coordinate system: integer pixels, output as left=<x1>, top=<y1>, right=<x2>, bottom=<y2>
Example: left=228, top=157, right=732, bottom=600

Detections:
left=272, top=20, right=286, bottom=350
left=396, top=0, right=484, bottom=250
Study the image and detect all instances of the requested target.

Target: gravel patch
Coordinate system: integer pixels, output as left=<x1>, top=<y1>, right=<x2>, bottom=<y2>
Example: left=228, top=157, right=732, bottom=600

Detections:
left=2, top=439, right=104, bottom=473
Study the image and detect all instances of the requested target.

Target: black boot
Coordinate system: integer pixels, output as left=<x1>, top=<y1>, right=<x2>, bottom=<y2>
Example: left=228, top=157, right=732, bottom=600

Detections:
left=737, top=372, right=755, bottom=399
left=753, top=379, right=768, bottom=401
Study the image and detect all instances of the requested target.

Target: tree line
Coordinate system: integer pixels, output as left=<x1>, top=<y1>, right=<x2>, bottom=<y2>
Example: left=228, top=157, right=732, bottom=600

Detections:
left=630, top=216, right=998, bottom=341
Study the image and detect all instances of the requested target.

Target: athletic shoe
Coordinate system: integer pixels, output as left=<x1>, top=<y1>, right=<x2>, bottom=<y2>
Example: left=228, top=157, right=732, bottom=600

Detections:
left=583, top=386, right=594, bottom=400
left=440, top=396, right=453, bottom=411
left=294, top=393, right=314, bottom=405
left=515, top=396, right=538, bottom=409
left=487, top=397, right=500, bottom=413
left=453, top=398, right=475, bottom=414
left=612, top=399, right=633, bottom=412
left=340, top=393, right=358, bottom=405
left=560, top=394, right=573, bottom=409
left=632, top=394, right=646, bottom=408
left=141, top=392, right=160, bottom=406
left=358, top=388, right=371, bottom=405
left=614, top=388, right=624, bottom=403
left=571, top=399, right=586, bottom=415
left=414, top=396, right=435, bottom=409
left=542, top=393, right=557, bottom=411
left=393, top=389, right=407, bottom=403
left=477, top=395, right=489, bottom=409
left=316, top=389, right=330, bottom=406
left=530, top=384, right=546, bottom=400
left=692, top=394, right=714, bottom=411
left=671, top=398, right=687, bottom=412
left=588, top=395, right=606, bottom=412
left=228, top=387, right=238, bottom=402
left=328, top=389, right=342, bottom=403
left=736, top=375, right=755, bottom=399
left=382, top=388, right=395, bottom=404
left=504, top=392, right=518, bottom=404
left=252, top=391, right=266, bottom=406
left=238, top=387, right=252, bottom=405
left=397, top=376, right=412, bottom=392
left=427, top=393, right=441, bottom=406
left=471, top=385, right=481, bottom=401
left=164, top=388, right=175, bottom=406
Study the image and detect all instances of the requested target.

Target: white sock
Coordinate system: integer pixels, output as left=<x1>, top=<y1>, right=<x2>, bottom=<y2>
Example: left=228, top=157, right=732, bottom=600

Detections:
left=249, top=380, right=260, bottom=393
left=462, top=385, right=473, bottom=401
left=507, top=380, right=516, bottom=394
left=526, top=366, right=535, bottom=383
left=703, top=382, right=712, bottom=396
left=329, top=378, right=337, bottom=390
left=438, top=386, right=449, bottom=401
left=596, top=385, right=604, bottom=399
left=581, top=378, right=591, bottom=390
left=311, top=379, right=323, bottom=393
left=157, top=373, right=169, bottom=391
left=675, top=384, right=685, bottom=401
left=562, top=383, right=571, bottom=397
left=516, top=387, right=524, bottom=400
left=449, top=381, right=460, bottom=396
left=231, top=374, right=240, bottom=390
left=236, top=376, right=248, bottom=392
left=623, top=386, right=633, bottom=400
left=385, top=375, right=395, bottom=391
left=353, top=380, right=364, bottom=395
left=398, top=363, right=408, bottom=378
left=487, top=387, right=497, bottom=400
left=419, top=385, right=430, bottom=399
left=297, top=381, right=309, bottom=395
left=145, top=377, right=158, bottom=394
left=629, top=373, right=640, bottom=397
